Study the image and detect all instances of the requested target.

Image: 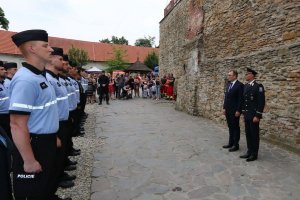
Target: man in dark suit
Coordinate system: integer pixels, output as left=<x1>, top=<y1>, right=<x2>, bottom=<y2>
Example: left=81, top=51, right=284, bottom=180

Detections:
left=223, top=70, right=244, bottom=152
left=240, top=67, right=265, bottom=162
left=98, top=71, right=110, bottom=105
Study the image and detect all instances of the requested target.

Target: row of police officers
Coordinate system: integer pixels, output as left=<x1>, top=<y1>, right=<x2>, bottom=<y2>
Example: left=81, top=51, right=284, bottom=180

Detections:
left=0, top=29, right=89, bottom=200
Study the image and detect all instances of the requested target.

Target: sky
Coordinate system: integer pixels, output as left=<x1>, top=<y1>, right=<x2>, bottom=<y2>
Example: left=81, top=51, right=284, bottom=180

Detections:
left=0, top=0, right=170, bottom=46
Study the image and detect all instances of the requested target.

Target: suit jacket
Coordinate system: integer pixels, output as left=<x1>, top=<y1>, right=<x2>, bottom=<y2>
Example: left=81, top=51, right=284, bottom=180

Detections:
left=223, top=80, right=244, bottom=114
left=242, top=81, right=265, bottom=119
left=98, top=75, right=109, bottom=90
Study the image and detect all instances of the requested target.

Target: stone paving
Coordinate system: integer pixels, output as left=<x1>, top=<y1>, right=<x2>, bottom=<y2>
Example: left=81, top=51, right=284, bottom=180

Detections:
left=91, top=98, right=300, bottom=200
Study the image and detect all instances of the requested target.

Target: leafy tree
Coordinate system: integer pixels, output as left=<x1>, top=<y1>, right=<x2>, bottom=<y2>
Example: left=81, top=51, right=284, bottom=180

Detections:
left=106, top=48, right=129, bottom=73
left=100, top=36, right=128, bottom=45
left=134, top=36, right=155, bottom=47
left=99, top=38, right=111, bottom=43
left=144, top=51, right=159, bottom=70
left=68, top=46, right=89, bottom=67
left=0, top=7, right=9, bottom=30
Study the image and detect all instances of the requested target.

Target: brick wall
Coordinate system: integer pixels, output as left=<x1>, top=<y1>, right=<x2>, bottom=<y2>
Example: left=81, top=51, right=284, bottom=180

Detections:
left=159, top=0, right=300, bottom=152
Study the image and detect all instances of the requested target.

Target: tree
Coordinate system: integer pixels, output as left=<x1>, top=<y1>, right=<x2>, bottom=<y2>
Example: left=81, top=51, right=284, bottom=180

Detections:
left=106, top=48, right=129, bottom=73
left=144, top=51, right=159, bottom=70
left=99, top=36, right=128, bottom=45
left=134, top=36, right=155, bottom=47
left=0, top=7, right=9, bottom=30
left=68, top=46, right=89, bottom=67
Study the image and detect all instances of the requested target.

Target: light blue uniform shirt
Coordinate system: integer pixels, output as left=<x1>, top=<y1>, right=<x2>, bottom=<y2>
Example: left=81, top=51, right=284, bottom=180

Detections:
left=80, top=77, right=88, bottom=93
left=69, top=77, right=80, bottom=104
left=65, top=77, right=77, bottom=111
left=4, top=78, right=12, bottom=90
left=46, top=71, right=69, bottom=121
left=9, top=63, right=59, bottom=134
left=0, top=80, right=10, bottom=114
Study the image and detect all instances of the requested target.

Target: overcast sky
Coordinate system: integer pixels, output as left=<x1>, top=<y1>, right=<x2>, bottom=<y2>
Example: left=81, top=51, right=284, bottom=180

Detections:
left=0, top=0, right=170, bottom=46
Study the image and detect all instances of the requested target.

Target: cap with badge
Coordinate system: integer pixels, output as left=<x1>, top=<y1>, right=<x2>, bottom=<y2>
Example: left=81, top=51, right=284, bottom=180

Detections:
left=246, top=67, right=257, bottom=76
left=4, top=62, right=17, bottom=70
left=51, top=47, right=64, bottom=57
left=11, top=29, right=48, bottom=47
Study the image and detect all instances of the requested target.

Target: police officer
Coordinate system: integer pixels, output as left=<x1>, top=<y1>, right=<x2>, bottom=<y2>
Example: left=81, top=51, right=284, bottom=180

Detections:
left=61, top=55, right=81, bottom=157
left=223, top=70, right=244, bottom=152
left=240, top=67, right=265, bottom=162
left=0, top=126, right=13, bottom=200
left=4, top=62, right=18, bottom=90
left=45, top=47, right=73, bottom=200
left=0, top=61, right=12, bottom=139
left=10, top=29, right=59, bottom=200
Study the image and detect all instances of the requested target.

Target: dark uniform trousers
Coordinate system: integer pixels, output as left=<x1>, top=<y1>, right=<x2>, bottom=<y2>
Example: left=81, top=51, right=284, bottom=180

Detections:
left=48, top=121, right=71, bottom=197
left=242, top=82, right=265, bottom=157
left=13, top=134, right=56, bottom=200
left=99, top=87, right=109, bottom=104
left=0, top=128, right=13, bottom=200
left=225, top=113, right=240, bottom=147
left=0, top=114, right=12, bottom=140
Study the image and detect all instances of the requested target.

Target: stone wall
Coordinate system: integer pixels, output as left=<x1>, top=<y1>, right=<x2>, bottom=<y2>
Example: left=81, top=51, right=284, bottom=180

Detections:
left=159, top=0, right=300, bottom=152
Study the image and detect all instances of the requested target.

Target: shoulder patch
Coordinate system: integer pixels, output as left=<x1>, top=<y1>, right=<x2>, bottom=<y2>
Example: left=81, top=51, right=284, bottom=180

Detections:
left=40, top=82, right=48, bottom=89
left=259, top=87, right=264, bottom=92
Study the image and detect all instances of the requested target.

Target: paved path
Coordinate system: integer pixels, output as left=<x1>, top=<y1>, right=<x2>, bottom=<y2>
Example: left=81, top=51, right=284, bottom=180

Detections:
left=91, top=99, right=300, bottom=200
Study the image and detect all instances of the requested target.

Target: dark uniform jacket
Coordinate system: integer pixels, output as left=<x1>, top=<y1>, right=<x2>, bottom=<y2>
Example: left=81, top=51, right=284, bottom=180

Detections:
left=223, top=80, right=244, bottom=114
left=98, top=75, right=109, bottom=91
left=242, top=81, right=265, bottom=119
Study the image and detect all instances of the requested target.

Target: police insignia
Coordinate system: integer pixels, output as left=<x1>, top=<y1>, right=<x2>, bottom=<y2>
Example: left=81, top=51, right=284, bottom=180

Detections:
left=259, top=87, right=263, bottom=92
left=40, top=82, right=48, bottom=89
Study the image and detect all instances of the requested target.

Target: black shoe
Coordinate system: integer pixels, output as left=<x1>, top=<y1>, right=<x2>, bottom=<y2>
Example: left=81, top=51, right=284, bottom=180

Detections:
left=107, top=102, right=110, bottom=105
left=66, top=158, right=77, bottom=166
left=80, top=127, right=85, bottom=131
left=229, top=146, right=239, bottom=152
left=60, top=172, right=76, bottom=181
left=98, top=102, right=102, bottom=105
left=222, top=144, right=233, bottom=149
left=69, top=151, right=80, bottom=156
left=58, top=180, right=75, bottom=188
left=71, top=147, right=81, bottom=152
left=65, top=164, right=77, bottom=171
left=240, top=154, right=250, bottom=159
left=246, top=155, right=257, bottom=162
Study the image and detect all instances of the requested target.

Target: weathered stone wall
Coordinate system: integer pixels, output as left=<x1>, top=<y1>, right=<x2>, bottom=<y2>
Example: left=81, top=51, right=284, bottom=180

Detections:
left=160, top=0, right=300, bottom=152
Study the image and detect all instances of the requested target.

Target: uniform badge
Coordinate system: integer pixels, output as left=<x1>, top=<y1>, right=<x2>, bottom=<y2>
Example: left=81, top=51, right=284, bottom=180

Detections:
left=259, top=87, right=264, bottom=92
left=57, top=82, right=61, bottom=87
left=40, top=82, right=48, bottom=89
left=0, top=88, right=3, bottom=91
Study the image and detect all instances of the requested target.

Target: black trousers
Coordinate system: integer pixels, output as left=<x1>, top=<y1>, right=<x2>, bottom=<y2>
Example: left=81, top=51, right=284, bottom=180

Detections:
left=244, top=118, right=260, bottom=157
left=13, top=134, right=56, bottom=200
left=48, top=121, right=71, bottom=197
left=225, top=112, right=240, bottom=147
left=99, top=88, right=109, bottom=103
left=0, top=114, right=12, bottom=140
left=0, top=143, right=13, bottom=200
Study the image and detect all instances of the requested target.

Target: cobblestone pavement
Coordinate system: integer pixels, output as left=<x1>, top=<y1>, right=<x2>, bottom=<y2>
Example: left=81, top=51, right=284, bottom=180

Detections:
left=57, top=104, right=104, bottom=200
left=91, top=98, right=300, bottom=200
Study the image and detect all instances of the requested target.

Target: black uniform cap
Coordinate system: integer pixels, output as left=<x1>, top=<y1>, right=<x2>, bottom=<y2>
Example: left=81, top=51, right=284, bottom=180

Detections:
left=69, top=60, right=76, bottom=67
left=0, top=61, right=3, bottom=67
left=63, top=54, right=69, bottom=62
left=11, top=29, right=48, bottom=47
left=4, top=62, right=17, bottom=70
left=51, top=47, right=64, bottom=57
left=246, top=67, right=258, bottom=76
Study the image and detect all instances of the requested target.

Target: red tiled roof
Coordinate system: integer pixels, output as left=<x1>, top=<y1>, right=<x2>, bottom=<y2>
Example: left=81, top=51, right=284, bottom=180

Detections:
left=0, top=30, right=159, bottom=63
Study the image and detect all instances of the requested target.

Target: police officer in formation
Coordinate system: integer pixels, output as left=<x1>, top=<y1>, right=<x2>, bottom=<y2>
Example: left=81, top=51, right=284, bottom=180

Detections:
left=0, top=29, right=89, bottom=200
left=0, top=61, right=14, bottom=200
